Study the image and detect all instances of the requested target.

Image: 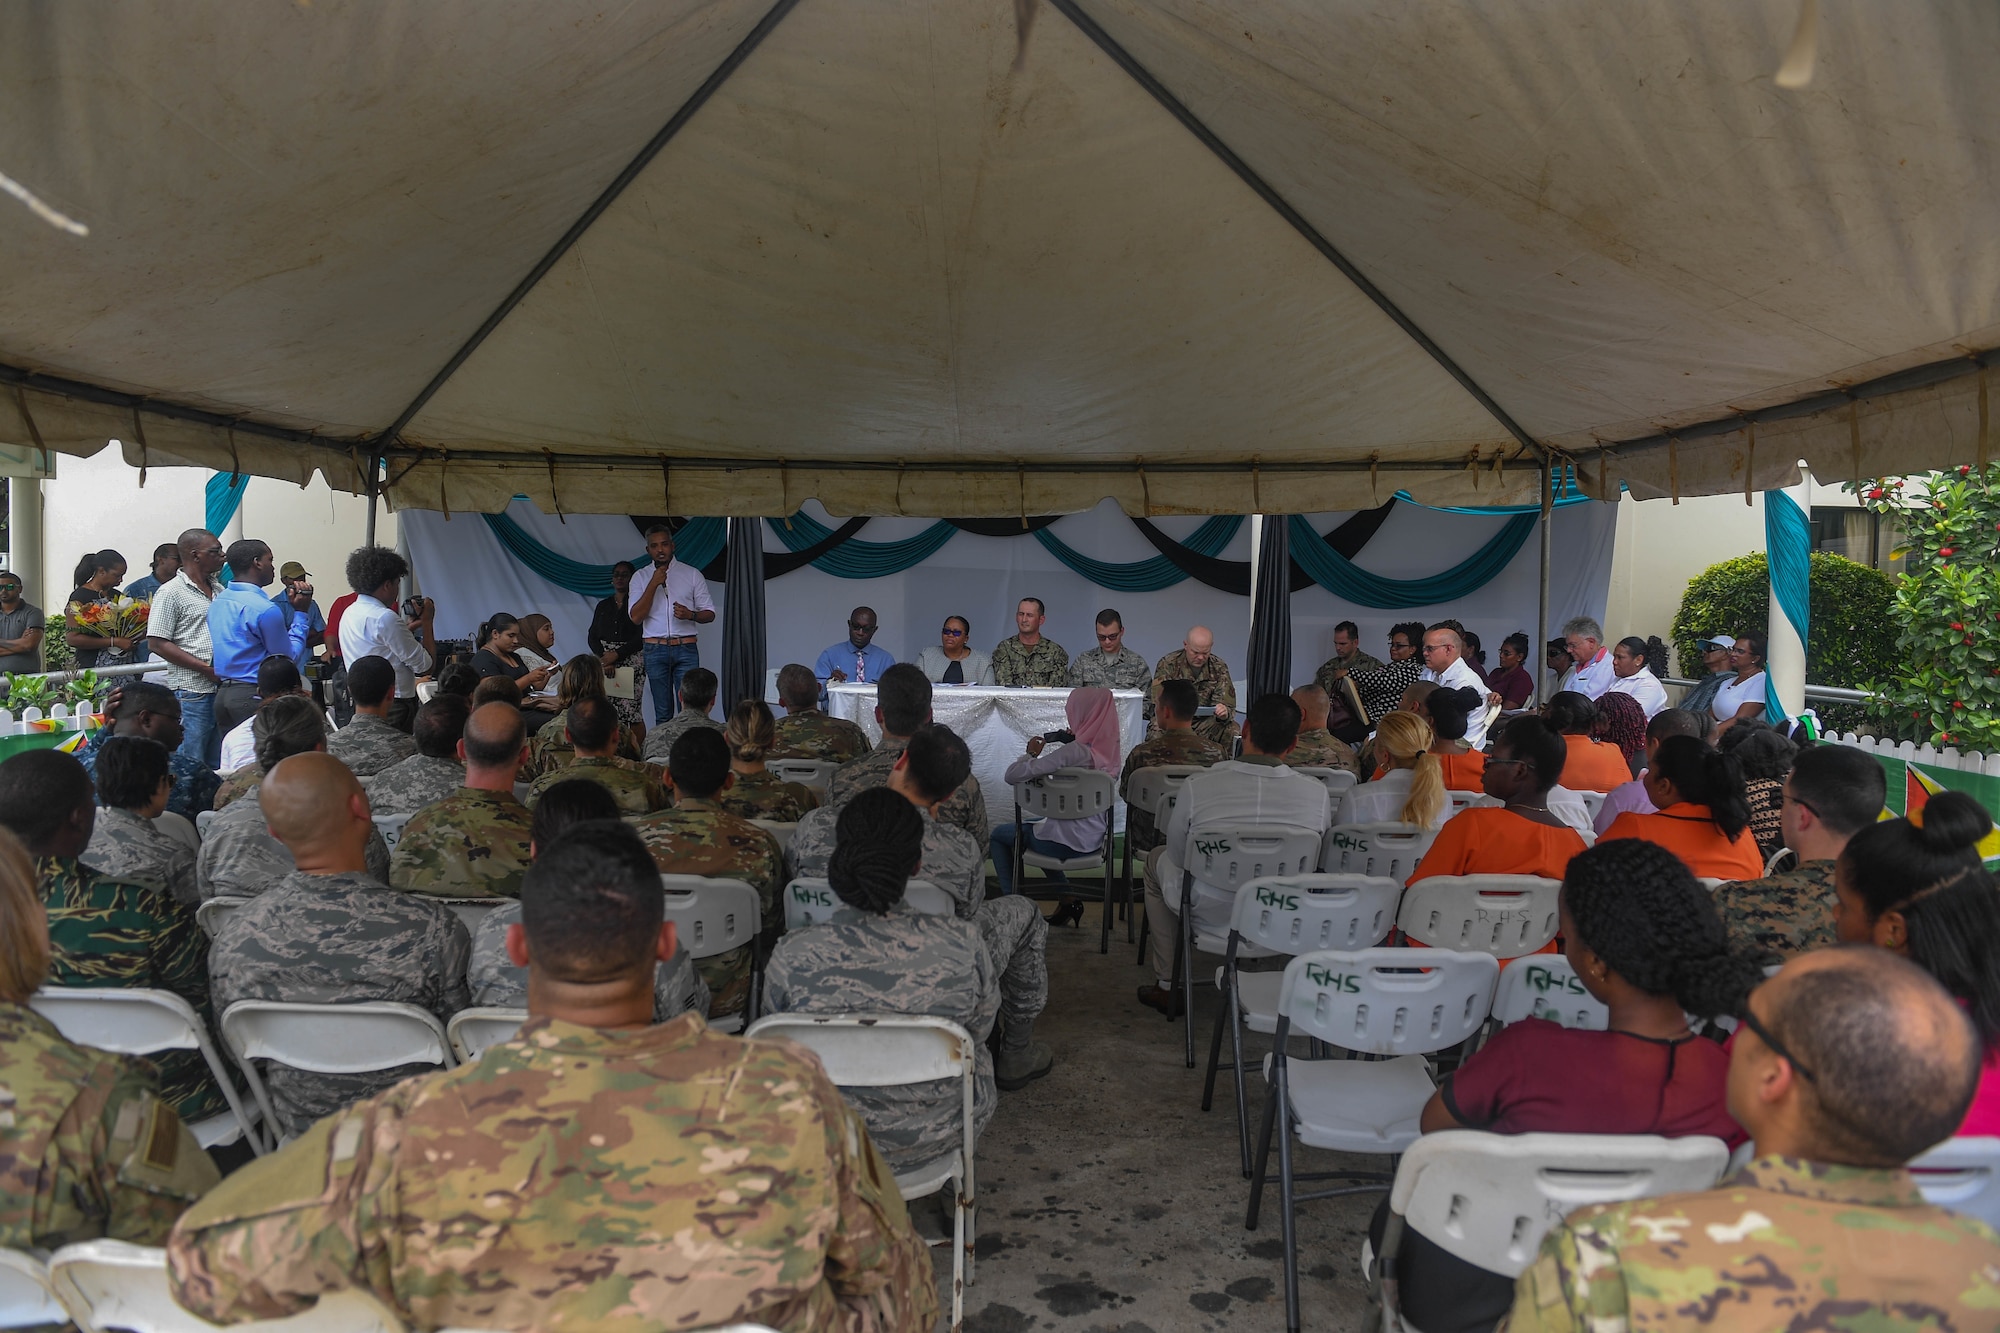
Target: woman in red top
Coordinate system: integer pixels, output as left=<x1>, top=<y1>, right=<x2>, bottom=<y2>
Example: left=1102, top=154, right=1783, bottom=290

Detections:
left=1543, top=691, right=1635, bottom=792
left=1409, top=716, right=1585, bottom=884
left=1598, top=735, right=1763, bottom=879
left=1372, top=840, right=1761, bottom=1333
left=1422, top=685, right=1489, bottom=792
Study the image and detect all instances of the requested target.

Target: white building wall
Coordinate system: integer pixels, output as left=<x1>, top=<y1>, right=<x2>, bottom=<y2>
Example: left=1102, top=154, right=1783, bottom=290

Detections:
left=1602, top=490, right=1766, bottom=650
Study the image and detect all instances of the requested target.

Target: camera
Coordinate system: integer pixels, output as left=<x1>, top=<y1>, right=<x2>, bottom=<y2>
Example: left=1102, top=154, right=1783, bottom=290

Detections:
left=401, top=596, right=429, bottom=620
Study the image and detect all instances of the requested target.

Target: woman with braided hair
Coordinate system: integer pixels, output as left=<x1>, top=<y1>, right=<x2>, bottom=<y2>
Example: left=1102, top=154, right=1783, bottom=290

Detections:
left=1590, top=690, right=1649, bottom=774
left=763, top=787, right=998, bottom=1173
left=1600, top=735, right=1763, bottom=879
left=1542, top=691, right=1635, bottom=792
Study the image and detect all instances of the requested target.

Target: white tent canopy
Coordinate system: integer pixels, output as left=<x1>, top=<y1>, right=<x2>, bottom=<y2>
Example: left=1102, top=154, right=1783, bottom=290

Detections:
left=2, top=1, right=1996, bottom=516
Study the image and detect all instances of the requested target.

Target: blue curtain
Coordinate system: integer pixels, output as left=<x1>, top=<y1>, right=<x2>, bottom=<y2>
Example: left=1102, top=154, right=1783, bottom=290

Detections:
left=205, top=472, right=247, bottom=534
left=1287, top=512, right=1537, bottom=608
left=765, top=512, right=959, bottom=577
left=1031, top=516, right=1242, bottom=591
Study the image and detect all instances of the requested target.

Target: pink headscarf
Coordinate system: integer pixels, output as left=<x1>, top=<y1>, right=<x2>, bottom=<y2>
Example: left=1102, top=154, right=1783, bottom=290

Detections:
left=1067, top=687, right=1123, bottom=774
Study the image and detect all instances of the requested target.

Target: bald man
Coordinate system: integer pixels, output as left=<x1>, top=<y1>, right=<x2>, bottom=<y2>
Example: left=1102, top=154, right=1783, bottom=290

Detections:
left=1418, top=624, right=1490, bottom=747
left=392, top=703, right=537, bottom=899
left=208, top=753, right=470, bottom=1137
left=1287, top=685, right=1360, bottom=775
left=1152, top=626, right=1237, bottom=748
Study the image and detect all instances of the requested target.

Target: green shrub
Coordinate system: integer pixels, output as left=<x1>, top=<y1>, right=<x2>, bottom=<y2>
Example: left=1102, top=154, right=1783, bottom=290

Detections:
left=40, top=613, right=72, bottom=673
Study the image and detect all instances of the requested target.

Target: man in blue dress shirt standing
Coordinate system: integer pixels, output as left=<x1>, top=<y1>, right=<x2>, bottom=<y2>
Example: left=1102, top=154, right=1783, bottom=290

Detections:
left=815, top=607, right=896, bottom=696
left=206, top=540, right=312, bottom=739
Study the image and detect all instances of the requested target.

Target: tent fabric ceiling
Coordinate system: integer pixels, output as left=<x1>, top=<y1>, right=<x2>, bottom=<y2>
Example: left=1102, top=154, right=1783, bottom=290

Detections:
left=1, top=1, right=1995, bottom=516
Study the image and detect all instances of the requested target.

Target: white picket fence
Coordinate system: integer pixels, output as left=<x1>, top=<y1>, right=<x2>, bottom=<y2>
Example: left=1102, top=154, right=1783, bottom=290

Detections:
left=0, top=703, right=98, bottom=739
left=1825, top=731, right=2000, bottom=779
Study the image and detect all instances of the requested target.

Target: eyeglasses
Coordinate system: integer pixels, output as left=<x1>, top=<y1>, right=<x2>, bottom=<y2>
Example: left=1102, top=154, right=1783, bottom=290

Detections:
left=1740, top=1005, right=1816, bottom=1083
left=847, top=621, right=876, bottom=632
left=1389, top=641, right=1411, bottom=651
left=940, top=628, right=966, bottom=637
left=1421, top=643, right=1451, bottom=654
left=1096, top=632, right=1122, bottom=642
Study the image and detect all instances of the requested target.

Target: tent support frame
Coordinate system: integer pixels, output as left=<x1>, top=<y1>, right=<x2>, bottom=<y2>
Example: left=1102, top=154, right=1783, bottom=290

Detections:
left=1535, top=456, right=1554, bottom=705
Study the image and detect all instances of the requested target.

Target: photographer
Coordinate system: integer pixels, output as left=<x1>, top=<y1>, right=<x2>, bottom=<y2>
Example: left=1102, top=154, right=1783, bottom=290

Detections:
left=337, top=546, right=435, bottom=734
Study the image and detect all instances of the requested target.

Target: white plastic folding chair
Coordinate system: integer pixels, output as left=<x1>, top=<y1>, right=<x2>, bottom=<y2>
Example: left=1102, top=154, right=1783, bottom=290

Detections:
left=430, top=898, right=505, bottom=932
left=1396, top=875, right=1563, bottom=958
left=1120, top=764, right=1205, bottom=947
left=1443, top=789, right=1497, bottom=819
left=750, top=819, right=797, bottom=853
left=194, top=897, right=243, bottom=939
left=767, top=758, right=837, bottom=794
left=446, top=1007, right=528, bottom=1063
left=1011, top=768, right=1117, bottom=954
left=1320, top=822, right=1438, bottom=881
left=1574, top=788, right=1608, bottom=824
left=1199, top=875, right=1403, bottom=1177
left=1373, top=1131, right=1730, bottom=1332
left=660, top=875, right=764, bottom=1032
left=219, top=1000, right=454, bottom=1148
left=371, top=812, right=413, bottom=850
left=0, top=1249, right=65, bottom=1329
left=32, top=987, right=266, bottom=1154
left=49, top=1240, right=403, bottom=1333
left=784, top=877, right=951, bottom=930
left=746, top=1014, right=977, bottom=1333
left=1290, top=767, right=1360, bottom=802
left=193, top=809, right=218, bottom=837
left=1909, top=1136, right=2000, bottom=1232
left=1487, top=953, right=1610, bottom=1031
left=902, top=880, right=954, bottom=917
left=1244, top=948, right=1500, bottom=1333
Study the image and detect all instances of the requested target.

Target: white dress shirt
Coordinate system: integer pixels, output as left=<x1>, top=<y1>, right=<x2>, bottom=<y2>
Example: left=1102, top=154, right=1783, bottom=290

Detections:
left=218, top=715, right=257, bottom=773
left=1160, top=759, right=1330, bottom=933
left=637, top=559, right=715, bottom=638
left=1601, top=668, right=1670, bottom=719
left=1419, top=655, right=1492, bottom=747
left=338, top=594, right=432, bottom=699
left=1560, top=648, right=1618, bottom=700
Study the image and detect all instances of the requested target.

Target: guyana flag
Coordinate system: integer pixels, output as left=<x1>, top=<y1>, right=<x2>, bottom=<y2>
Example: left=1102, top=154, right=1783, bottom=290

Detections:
left=1904, top=766, right=2000, bottom=861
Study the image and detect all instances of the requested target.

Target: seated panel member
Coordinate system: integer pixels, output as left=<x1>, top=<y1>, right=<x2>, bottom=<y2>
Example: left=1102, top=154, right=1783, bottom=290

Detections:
left=915, top=616, right=996, bottom=686
left=991, top=597, right=1068, bottom=687
left=816, top=605, right=896, bottom=689
left=1066, top=608, right=1152, bottom=694
left=1151, top=625, right=1236, bottom=747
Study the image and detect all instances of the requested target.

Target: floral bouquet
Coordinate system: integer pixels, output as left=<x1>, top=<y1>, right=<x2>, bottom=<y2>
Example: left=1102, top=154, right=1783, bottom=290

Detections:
left=66, top=594, right=148, bottom=664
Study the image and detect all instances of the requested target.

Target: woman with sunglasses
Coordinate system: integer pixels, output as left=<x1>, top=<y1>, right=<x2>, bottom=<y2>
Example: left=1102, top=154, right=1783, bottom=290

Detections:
left=915, top=615, right=995, bottom=686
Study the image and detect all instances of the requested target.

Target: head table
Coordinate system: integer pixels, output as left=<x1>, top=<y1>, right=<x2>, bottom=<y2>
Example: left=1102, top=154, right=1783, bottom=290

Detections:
left=824, top=684, right=1147, bottom=836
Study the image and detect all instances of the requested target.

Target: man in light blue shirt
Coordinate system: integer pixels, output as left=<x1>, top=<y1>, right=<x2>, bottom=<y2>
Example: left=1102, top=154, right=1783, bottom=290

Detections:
left=207, top=539, right=311, bottom=740
left=814, top=606, right=896, bottom=694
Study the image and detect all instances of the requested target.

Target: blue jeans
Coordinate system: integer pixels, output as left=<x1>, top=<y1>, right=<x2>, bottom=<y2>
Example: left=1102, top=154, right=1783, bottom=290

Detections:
left=989, top=822, right=1074, bottom=896
left=175, top=689, right=219, bottom=770
left=643, top=642, right=701, bottom=723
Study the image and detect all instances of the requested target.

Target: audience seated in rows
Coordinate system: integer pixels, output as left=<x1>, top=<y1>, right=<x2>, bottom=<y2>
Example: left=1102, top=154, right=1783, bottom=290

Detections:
left=640, top=666, right=723, bottom=763
left=470, top=612, right=555, bottom=709
left=328, top=656, right=419, bottom=777
left=1345, top=620, right=1428, bottom=726
left=84, top=735, right=198, bottom=908
left=1601, top=634, right=1671, bottom=719
left=1592, top=708, right=1708, bottom=835
left=1335, top=711, right=1446, bottom=829
left=216, top=655, right=308, bottom=775
left=1599, top=735, right=1763, bottom=879
left=528, top=653, right=643, bottom=775
left=469, top=673, right=522, bottom=710
left=719, top=697, right=822, bottom=822
left=1589, top=690, right=1648, bottom=775
left=1421, top=685, right=1488, bottom=791
left=828, top=663, right=988, bottom=847
left=1542, top=692, right=1635, bottom=792
left=77, top=680, right=219, bottom=819
left=432, top=659, right=480, bottom=702
left=524, top=696, right=667, bottom=815
left=1284, top=684, right=1361, bottom=775
left=992, top=685, right=1122, bottom=897
left=1406, top=716, right=1587, bottom=890
left=1119, top=679, right=1227, bottom=856
left=1718, top=718, right=1798, bottom=861
left=363, top=694, right=469, bottom=816
left=390, top=702, right=535, bottom=900
left=772, top=661, right=874, bottom=763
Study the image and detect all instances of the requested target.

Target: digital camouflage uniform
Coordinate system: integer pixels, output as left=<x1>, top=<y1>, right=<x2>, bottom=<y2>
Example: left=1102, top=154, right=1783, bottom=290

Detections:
left=1117, top=728, right=1225, bottom=854
left=773, top=708, right=873, bottom=763
left=38, top=855, right=225, bottom=1121
left=361, top=754, right=464, bottom=817
left=1503, top=1155, right=2000, bottom=1332
left=526, top=707, right=642, bottom=777
left=828, top=734, right=991, bottom=846
left=1713, top=861, right=1839, bottom=966
left=208, top=869, right=469, bottom=1137
left=0, top=1002, right=218, bottom=1251
left=467, top=901, right=709, bottom=1022
left=1067, top=645, right=1152, bottom=698
left=166, top=1014, right=939, bottom=1333
left=1151, top=648, right=1238, bottom=747
left=387, top=788, right=534, bottom=900
left=78, top=725, right=220, bottom=821
left=630, top=798, right=785, bottom=1020
left=325, top=713, right=417, bottom=777
left=1312, top=649, right=1384, bottom=699
left=195, top=794, right=392, bottom=900
left=720, top=768, right=822, bottom=823
left=765, top=903, right=997, bottom=1174
left=990, top=635, right=1069, bottom=687
left=85, top=806, right=199, bottom=906
left=639, top=708, right=723, bottom=765
left=211, top=767, right=259, bottom=811
left=1289, top=726, right=1361, bottom=777
left=524, top=754, right=668, bottom=816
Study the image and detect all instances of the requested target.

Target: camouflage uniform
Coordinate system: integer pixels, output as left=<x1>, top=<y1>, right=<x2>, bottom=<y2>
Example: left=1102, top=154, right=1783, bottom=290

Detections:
left=468, top=902, right=709, bottom=1022
left=828, top=734, right=991, bottom=843
left=208, top=868, right=469, bottom=1137
left=167, top=1013, right=939, bottom=1333
left=361, top=754, right=464, bottom=817
left=1313, top=649, right=1383, bottom=698
left=78, top=725, right=219, bottom=820
left=84, top=806, right=199, bottom=907
left=639, top=708, right=723, bottom=764
left=1067, top=645, right=1152, bottom=697
left=720, top=768, right=822, bottom=823
left=1152, top=648, right=1238, bottom=747
left=524, top=755, right=668, bottom=816
left=387, top=788, right=534, bottom=900
left=1289, top=726, right=1361, bottom=776
left=212, top=767, right=259, bottom=811
left=0, top=1002, right=218, bottom=1251
left=773, top=708, right=873, bottom=763
left=990, top=634, right=1069, bottom=687
left=630, top=799, right=785, bottom=1020
left=1503, top=1155, right=2000, bottom=1331
left=195, top=794, right=392, bottom=900
left=1713, top=860, right=1839, bottom=966
left=526, top=707, right=643, bottom=777
left=1117, top=728, right=1225, bottom=854
left=326, top=713, right=417, bottom=778
left=765, top=903, right=997, bottom=1173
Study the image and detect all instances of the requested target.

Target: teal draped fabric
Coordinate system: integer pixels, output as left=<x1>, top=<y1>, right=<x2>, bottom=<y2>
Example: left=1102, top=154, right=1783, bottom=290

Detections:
left=765, top=511, right=958, bottom=577
left=205, top=472, right=247, bottom=534
left=478, top=513, right=727, bottom=597
left=1287, top=512, right=1537, bottom=608
left=1031, top=516, right=1242, bottom=591
left=1762, top=489, right=1812, bottom=724
left=674, top=518, right=727, bottom=569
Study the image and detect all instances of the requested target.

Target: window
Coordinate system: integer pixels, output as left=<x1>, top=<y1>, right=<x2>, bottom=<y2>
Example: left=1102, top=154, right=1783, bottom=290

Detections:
left=1809, top=506, right=1902, bottom=574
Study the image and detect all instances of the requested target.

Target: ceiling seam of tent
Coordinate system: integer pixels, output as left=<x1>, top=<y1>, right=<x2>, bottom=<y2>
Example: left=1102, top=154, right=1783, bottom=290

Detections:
left=364, top=0, right=807, bottom=454
left=1046, top=0, right=1547, bottom=466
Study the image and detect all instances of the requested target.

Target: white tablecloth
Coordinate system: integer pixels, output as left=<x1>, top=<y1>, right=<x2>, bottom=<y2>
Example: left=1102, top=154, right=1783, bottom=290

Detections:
left=826, top=684, right=1146, bottom=836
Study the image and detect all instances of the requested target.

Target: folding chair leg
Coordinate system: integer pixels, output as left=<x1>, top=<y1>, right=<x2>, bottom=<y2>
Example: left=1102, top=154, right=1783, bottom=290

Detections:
left=1181, top=897, right=1198, bottom=1067
left=951, top=1171, right=966, bottom=1333
left=1228, top=972, right=1255, bottom=1179
left=1246, top=1064, right=1280, bottom=1230
left=1200, top=970, right=1229, bottom=1112
left=1135, top=904, right=1149, bottom=964
left=1098, top=831, right=1113, bottom=956
left=1276, top=1064, right=1302, bottom=1333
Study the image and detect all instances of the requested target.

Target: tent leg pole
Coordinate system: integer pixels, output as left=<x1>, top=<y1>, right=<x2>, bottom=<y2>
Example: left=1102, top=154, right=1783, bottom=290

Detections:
left=364, top=456, right=379, bottom=547
left=1535, top=459, right=1554, bottom=706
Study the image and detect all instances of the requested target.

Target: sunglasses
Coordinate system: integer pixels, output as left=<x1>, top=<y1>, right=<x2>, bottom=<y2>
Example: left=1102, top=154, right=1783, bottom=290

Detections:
left=847, top=621, right=876, bottom=631
left=940, top=627, right=966, bottom=637
left=1740, top=1005, right=1816, bottom=1083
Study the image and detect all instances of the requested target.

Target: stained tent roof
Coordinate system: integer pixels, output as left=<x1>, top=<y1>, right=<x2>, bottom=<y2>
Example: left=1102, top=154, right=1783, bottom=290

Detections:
left=1, top=0, right=1996, bottom=516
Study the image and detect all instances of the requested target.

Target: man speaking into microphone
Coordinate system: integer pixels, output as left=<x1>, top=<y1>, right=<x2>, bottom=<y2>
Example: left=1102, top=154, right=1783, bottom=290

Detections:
left=628, top=524, right=716, bottom=723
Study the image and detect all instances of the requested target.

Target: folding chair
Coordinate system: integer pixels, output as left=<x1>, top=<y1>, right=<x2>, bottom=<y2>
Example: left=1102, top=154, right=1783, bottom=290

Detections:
left=193, top=809, right=218, bottom=837
left=1487, top=953, right=1609, bottom=1031
left=661, top=875, right=763, bottom=1032
left=784, top=878, right=949, bottom=930
left=48, top=1240, right=403, bottom=1333
left=1120, top=764, right=1205, bottom=946
left=749, top=819, right=797, bottom=854
left=446, top=1007, right=528, bottom=1063
left=1909, top=1136, right=2000, bottom=1232
left=1290, top=767, right=1360, bottom=802
left=1170, top=824, right=1325, bottom=1067
left=32, top=987, right=266, bottom=1155
left=1245, top=948, right=1500, bottom=1333
left=219, top=1000, right=454, bottom=1148
left=746, top=1014, right=977, bottom=1333
left=1395, top=875, right=1562, bottom=957
left=0, top=1248, right=66, bottom=1329
left=194, top=897, right=242, bottom=939
left=767, top=758, right=837, bottom=794
left=430, top=898, right=505, bottom=932
left=1442, top=789, right=1496, bottom=819
left=1010, top=768, right=1117, bottom=954
left=371, top=812, right=413, bottom=850
left=1200, top=874, right=1403, bottom=1177
left=1320, top=822, right=1437, bottom=881
left=1574, top=788, right=1608, bottom=824
left=1373, top=1131, right=1729, bottom=1333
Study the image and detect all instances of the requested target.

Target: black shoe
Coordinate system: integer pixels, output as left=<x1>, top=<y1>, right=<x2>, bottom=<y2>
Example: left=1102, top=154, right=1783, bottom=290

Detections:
left=1048, top=895, right=1085, bottom=928
left=1136, top=984, right=1185, bottom=1019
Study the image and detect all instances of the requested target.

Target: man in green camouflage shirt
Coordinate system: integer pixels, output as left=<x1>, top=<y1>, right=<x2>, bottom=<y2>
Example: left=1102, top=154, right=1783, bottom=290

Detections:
left=1066, top=608, right=1153, bottom=696
left=1287, top=684, right=1362, bottom=775
left=1713, top=745, right=1883, bottom=965
left=168, top=821, right=938, bottom=1333
left=390, top=705, right=537, bottom=900
left=990, top=596, right=1069, bottom=687
left=1311, top=619, right=1382, bottom=697
left=360, top=696, right=466, bottom=816
left=523, top=698, right=668, bottom=815
left=639, top=666, right=724, bottom=764
left=1501, top=949, right=2000, bottom=1332
left=771, top=662, right=873, bottom=762
left=1118, top=679, right=1225, bottom=854
left=827, top=665, right=989, bottom=847
left=1152, top=625, right=1238, bottom=747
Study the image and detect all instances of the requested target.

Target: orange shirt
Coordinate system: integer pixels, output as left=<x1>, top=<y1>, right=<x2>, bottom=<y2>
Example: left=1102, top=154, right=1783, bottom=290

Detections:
left=1408, top=806, right=1588, bottom=884
left=1561, top=735, right=1635, bottom=792
left=1598, top=802, right=1764, bottom=880
left=1438, top=750, right=1487, bottom=792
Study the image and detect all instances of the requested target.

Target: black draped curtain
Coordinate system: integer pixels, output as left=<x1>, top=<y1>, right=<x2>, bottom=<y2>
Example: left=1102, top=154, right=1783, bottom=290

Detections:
left=720, top=517, right=767, bottom=713
left=1245, top=516, right=1293, bottom=705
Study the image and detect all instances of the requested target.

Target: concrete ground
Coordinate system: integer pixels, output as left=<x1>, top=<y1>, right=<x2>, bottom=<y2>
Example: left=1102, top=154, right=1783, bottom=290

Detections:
left=920, top=889, right=1383, bottom=1333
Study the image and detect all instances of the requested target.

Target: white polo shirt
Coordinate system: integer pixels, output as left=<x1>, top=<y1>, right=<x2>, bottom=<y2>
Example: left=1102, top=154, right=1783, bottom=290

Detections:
left=1420, top=655, right=1492, bottom=748
left=1561, top=648, right=1618, bottom=700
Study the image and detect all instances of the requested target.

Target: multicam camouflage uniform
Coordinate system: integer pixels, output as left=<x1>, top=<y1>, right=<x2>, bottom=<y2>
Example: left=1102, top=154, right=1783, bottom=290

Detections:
left=1067, top=645, right=1152, bottom=697
left=639, top=708, right=723, bottom=765
left=1152, top=648, right=1238, bottom=747
left=212, top=767, right=259, bottom=811
left=772, top=708, right=873, bottom=763
left=765, top=903, right=997, bottom=1173
left=630, top=798, right=785, bottom=1021
left=0, top=1002, right=218, bottom=1250
left=387, top=788, right=534, bottom=900
left=361, top=755, right=465, bottom=817
left=85, top=806, right=199, bottom=907
left=38, top=855, right=224, bottom=1121
left=1713, top=861, right=1840, bottom=966
left=77, top=725, right=220, bottom=820
left=523, top=755, right=668, bottom=815
left=468, top=902, right=709, bottom=1022
left=166, top=1013, right=939, bottom=1333
left=1289, top=726, right=1361, bottom=776
left=828, top=734, right=991, bottom=846
left=990, top=634, right=1069, bottom=687
left=1313, top=649, right=1383, bottom=699
left=195, top=794, right=391, bottom=900
left=526, top=708, right=642, bottom=777
left=720, top=768, right=822, bottom=823
left=1503, top=1155, right=2000, bottom=1331
left=326, top=713, right=417, bottom=777
left=1117, top=728, right=1225, bottom=854
left=208, top=869, right=469, bottom=1137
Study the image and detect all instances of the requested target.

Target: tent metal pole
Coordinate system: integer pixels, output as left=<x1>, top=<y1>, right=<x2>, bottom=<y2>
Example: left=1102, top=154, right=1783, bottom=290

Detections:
left=365, top=456, right=379, bottom=547
left=1535, top=458, right=1554, bottom=705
